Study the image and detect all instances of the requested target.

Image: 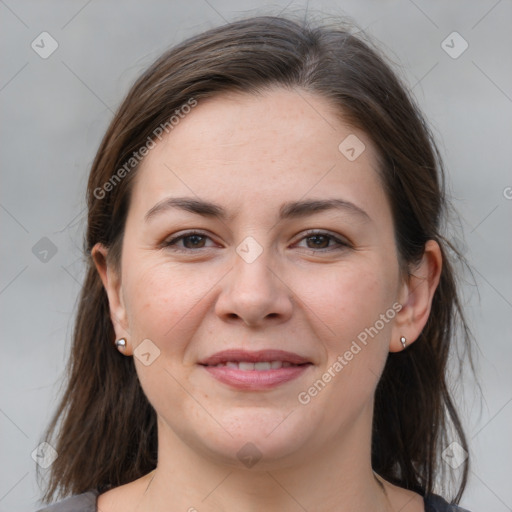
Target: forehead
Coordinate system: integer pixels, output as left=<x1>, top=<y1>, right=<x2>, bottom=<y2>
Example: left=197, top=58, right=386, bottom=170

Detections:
left=129, top=88, right=389, bottom=224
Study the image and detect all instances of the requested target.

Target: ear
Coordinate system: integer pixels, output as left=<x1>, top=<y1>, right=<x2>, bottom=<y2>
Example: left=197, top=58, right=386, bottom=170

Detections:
left=91, top=242, right=133, bottom=356
left=390, top=240, right=442, bottom=352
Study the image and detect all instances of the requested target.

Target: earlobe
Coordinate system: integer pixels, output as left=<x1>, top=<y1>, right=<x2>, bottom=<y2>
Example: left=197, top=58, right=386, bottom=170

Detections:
left=91, top=243, right=132, bottom=355
left=390, top=240, right=442, bottom=352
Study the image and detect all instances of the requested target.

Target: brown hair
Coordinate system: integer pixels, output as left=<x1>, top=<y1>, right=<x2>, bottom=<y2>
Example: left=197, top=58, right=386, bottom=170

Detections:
left=38, top=14, right=473, bottom=504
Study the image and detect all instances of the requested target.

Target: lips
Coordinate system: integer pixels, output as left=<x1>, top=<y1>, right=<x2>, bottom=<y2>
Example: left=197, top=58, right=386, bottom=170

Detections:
left=198, top=349, right=313, bottom=390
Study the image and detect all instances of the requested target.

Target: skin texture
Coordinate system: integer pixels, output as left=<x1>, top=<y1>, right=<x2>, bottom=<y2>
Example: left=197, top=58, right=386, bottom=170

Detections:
left=93, top=88, right=441, bottom=512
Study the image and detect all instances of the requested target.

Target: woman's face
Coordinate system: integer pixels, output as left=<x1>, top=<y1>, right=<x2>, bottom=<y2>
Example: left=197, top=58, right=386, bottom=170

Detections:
left=98, top=88, right=411, bottom=468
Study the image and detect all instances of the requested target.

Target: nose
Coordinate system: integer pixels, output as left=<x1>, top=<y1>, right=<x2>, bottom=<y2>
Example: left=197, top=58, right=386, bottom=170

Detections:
left=214, top=245, right=293, bottom=328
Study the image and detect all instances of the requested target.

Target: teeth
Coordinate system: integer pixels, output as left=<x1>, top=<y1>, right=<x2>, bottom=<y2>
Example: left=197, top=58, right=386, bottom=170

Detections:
left=211, top=361, right=298, bottom=371
left=254, top=362, right=271, bottom=371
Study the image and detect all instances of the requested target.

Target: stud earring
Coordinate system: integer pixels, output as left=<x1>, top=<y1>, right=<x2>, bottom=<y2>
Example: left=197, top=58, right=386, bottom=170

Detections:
left=400, top=336, right=407, bottom=349
left=115, top=338, right=127, bottom=351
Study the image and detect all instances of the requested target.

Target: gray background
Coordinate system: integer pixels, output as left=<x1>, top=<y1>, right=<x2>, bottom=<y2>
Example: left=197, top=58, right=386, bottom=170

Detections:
left=1, top=1, right=511, bottom=510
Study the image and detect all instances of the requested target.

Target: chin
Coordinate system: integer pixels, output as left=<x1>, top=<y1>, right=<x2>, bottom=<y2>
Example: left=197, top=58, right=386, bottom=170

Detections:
left=192, top=406, right=317, bottom=470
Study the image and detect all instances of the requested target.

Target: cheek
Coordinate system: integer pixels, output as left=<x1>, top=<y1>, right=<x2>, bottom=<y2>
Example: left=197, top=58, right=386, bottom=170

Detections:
left=123, top=262, right=211, bottom=412
left=292, top=266, right=396, bottom=422
left=122, top=259, right=218, bottom=354
left=290, top=257, right=398, bottom=409
left=291, top=258, right=398, bottom=347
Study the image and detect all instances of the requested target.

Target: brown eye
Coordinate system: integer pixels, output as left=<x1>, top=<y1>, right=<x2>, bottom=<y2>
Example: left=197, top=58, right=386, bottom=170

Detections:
left=295, top=231, right=350, bottom=252
left=305, top=234, right=331, bottom=249
left=181, top=234, right=207, bottom=249
left=163, top=231, right=214, bottom=251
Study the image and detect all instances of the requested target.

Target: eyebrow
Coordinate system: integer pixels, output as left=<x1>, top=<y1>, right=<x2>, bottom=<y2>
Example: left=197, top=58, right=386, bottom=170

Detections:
left=144, top=196, right=371, bottom=223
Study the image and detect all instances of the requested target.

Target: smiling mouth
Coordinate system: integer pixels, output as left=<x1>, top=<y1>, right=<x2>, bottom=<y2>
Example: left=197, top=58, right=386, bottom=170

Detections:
left=198, top=349, right=313, bottom=389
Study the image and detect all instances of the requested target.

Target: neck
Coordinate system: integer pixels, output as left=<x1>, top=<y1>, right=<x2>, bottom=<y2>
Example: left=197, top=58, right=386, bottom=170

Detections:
left=135, top=405, right=394, bottom=512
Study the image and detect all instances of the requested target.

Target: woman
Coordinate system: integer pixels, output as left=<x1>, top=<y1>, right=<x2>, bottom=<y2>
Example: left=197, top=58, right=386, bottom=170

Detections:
left=36, top=14, right=473, bottom=512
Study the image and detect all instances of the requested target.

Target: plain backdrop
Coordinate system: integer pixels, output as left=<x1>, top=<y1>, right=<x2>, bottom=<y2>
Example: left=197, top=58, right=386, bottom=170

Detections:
left=1, top=1, right=511, bottom=511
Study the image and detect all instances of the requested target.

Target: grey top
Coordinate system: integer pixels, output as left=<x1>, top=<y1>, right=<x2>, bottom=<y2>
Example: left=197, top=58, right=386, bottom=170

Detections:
left=35, top=489, right=472, bottom=511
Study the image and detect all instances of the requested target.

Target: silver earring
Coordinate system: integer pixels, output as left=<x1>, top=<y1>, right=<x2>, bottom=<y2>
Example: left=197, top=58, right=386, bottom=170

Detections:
left=400, top=336, right=407, bottom=349
left=115, top=338, right=127, bottom=350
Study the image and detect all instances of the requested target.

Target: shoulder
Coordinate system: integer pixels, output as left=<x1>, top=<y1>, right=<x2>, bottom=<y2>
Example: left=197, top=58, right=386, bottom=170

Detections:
left=35, top=489, right=99, bottom=512
left=424, top=493, right=473, bottom=512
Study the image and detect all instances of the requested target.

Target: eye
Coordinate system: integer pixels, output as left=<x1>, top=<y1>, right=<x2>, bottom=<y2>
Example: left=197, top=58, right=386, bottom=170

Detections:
left=295, top=230, right=350, bottom=252
left=162, top=231, right=216, bottom=251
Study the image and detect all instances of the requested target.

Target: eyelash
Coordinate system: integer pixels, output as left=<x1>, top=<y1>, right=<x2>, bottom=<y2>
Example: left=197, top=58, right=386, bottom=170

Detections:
left=161, top=230, right=350, bottom=253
